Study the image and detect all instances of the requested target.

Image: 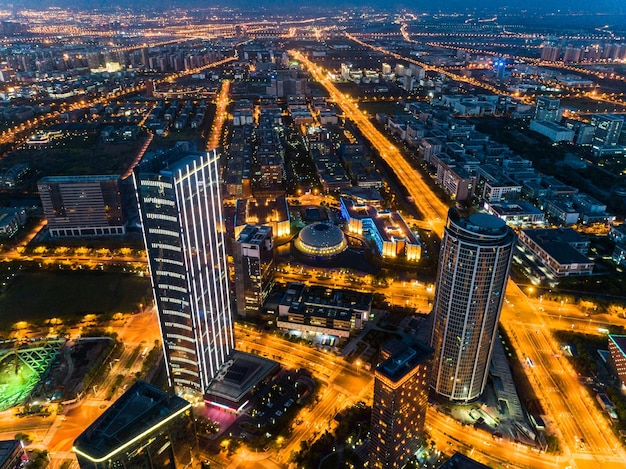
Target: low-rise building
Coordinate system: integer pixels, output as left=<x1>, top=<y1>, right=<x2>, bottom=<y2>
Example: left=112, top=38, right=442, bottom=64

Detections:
left=38, top=175, right=125, bottom=237
left=542, top=198, right=580, bottom=225
left=474, top=165, right=522, bottom=203
left=437, top=162, right=475, bottom=202
left=340, top=187, right=384, bottom=208
left=276, top=283, right=372, bottom=338
left=0, top=440, right=25, bottom=469
left=73, top=381, right=195, bottom=469
left=313, top=151, right=351, bottom=192
left=609, top=224, right=626, bottom=244
left=0, top=208, right=27, bottom=238
left=204, top=351, right=280, bottom=412
left=518, top=228, right=594, bottom=278
left=234, top=196, right=290, bottom=239
left=484, top=201, right=545, bottom=228
left=612, top=243, right=626, bottom=267
left=0, top=164, right=29, bottom=189
left=574, top=193, right=615, bottom=225
left=418, top=137, right=443, bottom=165
left=529, top=120, right=575, bottom=143
left=340, top=197, right=421, bottom=261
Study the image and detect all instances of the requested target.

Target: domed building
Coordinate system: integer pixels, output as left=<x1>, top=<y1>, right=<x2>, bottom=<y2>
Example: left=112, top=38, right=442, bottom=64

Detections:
left=295, top=222, right=347, bottom=258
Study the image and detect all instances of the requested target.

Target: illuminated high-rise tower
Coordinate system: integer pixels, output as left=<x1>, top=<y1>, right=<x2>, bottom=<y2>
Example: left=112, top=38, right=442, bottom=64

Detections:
left=134, top=147, right=234, bottom=395
left=234, top=224, right=274, bottom=318
left=369, top=341, right=433, bottom=469
left=430, top=209, right=514, bottom=402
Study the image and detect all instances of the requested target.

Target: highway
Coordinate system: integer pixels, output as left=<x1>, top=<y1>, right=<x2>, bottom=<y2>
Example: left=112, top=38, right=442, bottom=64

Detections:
left=426, top=407, right=560, bottom=469
left=289, top=50, right=449, bottom=232
left=2, top=270, right=624, bottom=468
left=207, top=80, right=231, bottom=151
left=346, top=32, right=517, bottom=101
left=502, top=281, right=626, bottom=469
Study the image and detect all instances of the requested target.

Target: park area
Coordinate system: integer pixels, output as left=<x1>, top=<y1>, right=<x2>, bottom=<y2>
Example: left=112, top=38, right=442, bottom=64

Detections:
left=0, top=270, right=151, bottom=331
left=0, top=339, right=65, bottom=411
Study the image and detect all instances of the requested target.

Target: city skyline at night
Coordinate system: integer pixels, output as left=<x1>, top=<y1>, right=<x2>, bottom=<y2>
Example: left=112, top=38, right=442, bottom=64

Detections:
left=0, top=2, right=625, bottom=468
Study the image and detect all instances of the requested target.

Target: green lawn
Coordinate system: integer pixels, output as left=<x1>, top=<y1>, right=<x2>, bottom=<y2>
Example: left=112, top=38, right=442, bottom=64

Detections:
left=0, top=271, right=151, bottom=329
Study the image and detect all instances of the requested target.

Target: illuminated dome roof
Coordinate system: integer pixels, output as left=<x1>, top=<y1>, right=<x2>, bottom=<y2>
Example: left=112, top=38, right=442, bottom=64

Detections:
left=295, top=223, right=347, bottom=257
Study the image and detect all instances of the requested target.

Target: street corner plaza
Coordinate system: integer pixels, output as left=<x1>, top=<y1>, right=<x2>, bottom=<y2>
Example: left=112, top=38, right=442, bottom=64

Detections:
left=0, top=339, right=65, bottom=411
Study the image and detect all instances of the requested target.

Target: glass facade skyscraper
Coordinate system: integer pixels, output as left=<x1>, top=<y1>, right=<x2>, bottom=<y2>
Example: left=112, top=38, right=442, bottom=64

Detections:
left=430, top=209, right=514, bottom=402
left=134, top=148, right=234, bottom=395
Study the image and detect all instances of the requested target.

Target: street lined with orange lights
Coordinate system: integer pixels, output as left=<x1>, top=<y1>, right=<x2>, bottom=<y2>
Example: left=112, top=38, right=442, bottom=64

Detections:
left=233, top=323, right=372, bottom=465
left=503, top=281, right=626, bottom=468
left=207, top=80, right=231, bottom=151
left=290, top=50, right=449, bottom=232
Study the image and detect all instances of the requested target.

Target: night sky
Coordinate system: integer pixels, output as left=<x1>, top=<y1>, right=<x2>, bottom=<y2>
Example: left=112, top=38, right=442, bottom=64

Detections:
left=3, top=0, right=626, bottom=14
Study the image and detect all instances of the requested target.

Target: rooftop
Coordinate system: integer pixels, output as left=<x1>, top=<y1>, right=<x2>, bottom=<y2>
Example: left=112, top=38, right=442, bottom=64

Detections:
left=486, top=201, right=543, bottom=217
left=205, top=351, right=279, bottom=408
left=448, top=208, right=510, bottom=238
left=341, top=197, right=420, bottom=245
left=73, top=381, right=191, bottom=462
left=234, top=197, right=289, bottom=229
left=39, top=175, right=119, bottom=183
left=376, top=341, right=433, bottom=383
left=0, top=440, right=22, bottom=467
left=237, top=224, right=272, bottom=245
left=521, top=227, right=586, bottom=245
left=301, top=285, right=373, bottom=312
left=521, top=228, right=591, bottom=265
left=609, top=335, right=626, bottom=358
left=297, top=222, right=346, bottom=252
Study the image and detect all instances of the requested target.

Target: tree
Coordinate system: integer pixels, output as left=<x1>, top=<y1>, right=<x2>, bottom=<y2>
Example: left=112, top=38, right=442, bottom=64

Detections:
left=195, top=415, right=220, bottom=436
left=14, top=432, right=31, bottom=444
left=25, top=450, right=49, bottom=468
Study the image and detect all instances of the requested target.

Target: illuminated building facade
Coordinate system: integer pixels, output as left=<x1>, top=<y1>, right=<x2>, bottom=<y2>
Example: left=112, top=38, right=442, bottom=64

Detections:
left=0, top=440, right=26, bottom=469
left=369, top=341, right=433, bottom=469
left=38, top=175, right=125, bottom=237
left=134, top=148, right=234, bottom=395
left=234, top=224, right=274, bottom=318
left=608, top=335, right=626, bottom=388
left=340, top=197, right=421, bottom=261
left=294, top=222, right=347, bottom=258
left=73, top=381, right=195, bottom=469
left=430, top=209, right=514, bottom=402
left=234, top=196, right=290, bottom=239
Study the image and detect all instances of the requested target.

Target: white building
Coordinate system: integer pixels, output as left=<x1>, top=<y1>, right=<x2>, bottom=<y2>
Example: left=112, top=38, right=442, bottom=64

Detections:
left=135, top=149, right=235, bottom=396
